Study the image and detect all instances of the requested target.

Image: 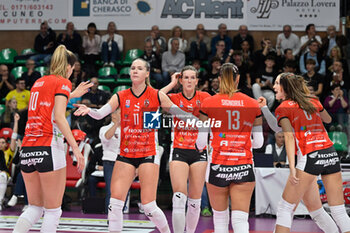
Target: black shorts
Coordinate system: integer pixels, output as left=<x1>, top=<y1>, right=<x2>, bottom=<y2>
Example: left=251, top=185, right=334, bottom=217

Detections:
left=116, top=154, right=160, bottom=168
left=20, top=146, right=66, bottom=173
left=296, top=146, right=341, bottom=176
left=170, top=148, right=207, bottom=165
left=206, top=163, right=255, bottom=187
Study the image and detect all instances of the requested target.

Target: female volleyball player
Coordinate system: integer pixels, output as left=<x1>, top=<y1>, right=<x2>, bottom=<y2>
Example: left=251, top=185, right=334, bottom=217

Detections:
left=161, top=66, right=211, bottom=233
left=196, top=63, right=264, bottom=233
left=13, top=45, right=92, bottom=233
left=74, top=58, right=200, bottom=233
left=273, top=74, right=350, bottom=233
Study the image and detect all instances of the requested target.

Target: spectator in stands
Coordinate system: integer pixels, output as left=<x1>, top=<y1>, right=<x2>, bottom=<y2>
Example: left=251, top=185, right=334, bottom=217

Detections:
left=168, top=26, right=187, bottom=52
left=241, top=40, right=255, bottom=70
left=278, top=49, right=297, bottom=73
left=69, top=61, right=87, bottom=85
left=187, top=24, right=211, bottom=61
left=252, top=55, right=278, bottom=109
left=324, top=84, right=348, bottom=128
left=82, top=22, right=101, bottom=76
left=232, top=25, right=254, bottom=52
left=30, top=21, right=56, bottom=65
left=5, top=78, right=30, bottom=137
left=208, top=40, right=230, bottom=65
left=300, top=23, right=322, bottom=55
left=161, top=38, right=185, bottom=87
left=210, top=23, right=232, bottom=55
left=21, top=59, right=41, bottom=90
left=207, top=77, right=219, bottom=96
left=86, top=139, right=104, bottom=197
left=232, top=51, right=252, bottom=97
left=326, top=60, right=349, bottom=96
left=276, top=25, right=300, bottom=56
left=81, top=77, right=110, bottom=140
left=145, top=25, right=167, bottom=55
left=299, top=39, right=326, bottom=76
left=142, top=40, right=162, bottom=89
left=325, top=46, right=349, bottom=77
left=57, top=22, right=82, bottom=57
left=321, top=25, right=348, bottom=57
left=202, top=56, right=221, bottom=92
left=191, top=59, right=207, bottom=84
left=303, top=59, right=324, bottom=99
left=0, top=64, right=15, bottom=100
left=265, top=131, right=287, bottom=168
left=254, top=38, right=277, bottom=72
left=66, top=82, right=82, bottom=127
left=0, top=98, right=17, bottom=129
left=0, top=113, right=19, bottom=210
left=283, top=60, right=298, bottom=74
left=101, top=22, right=123, bottom=67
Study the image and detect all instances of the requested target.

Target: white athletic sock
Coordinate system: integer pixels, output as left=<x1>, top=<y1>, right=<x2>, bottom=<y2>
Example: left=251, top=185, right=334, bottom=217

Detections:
left=172, top=192, right=186, bottom=233
left=309, top=207, right=339, bottom=233
left=231, top=210, right=249, bottom=233
left=143, top=200, right=170, bottom=233
left=108, top=198, right=124, bottom=233
left=330, top=204, right=350, bottom=232
left=186, top=198, right=201, bottom=233
left=40, top=207, right=62, bottom=233
left=212, top=208, right=229, bottom=233
left=13, top=205, right=43, bottom=233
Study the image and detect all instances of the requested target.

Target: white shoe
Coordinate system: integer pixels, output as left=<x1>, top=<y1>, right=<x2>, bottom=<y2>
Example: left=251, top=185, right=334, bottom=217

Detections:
left=137, top=202, right=144, bottom=214
left=109, top=62, right=115, bottom=67
left=7, top=195, right=18, bottom=207
left=22, top=205, right=28, bottom=212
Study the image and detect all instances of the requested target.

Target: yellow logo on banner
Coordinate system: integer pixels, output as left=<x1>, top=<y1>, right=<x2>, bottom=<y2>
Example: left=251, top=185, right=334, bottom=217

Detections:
left=81, top=2, right=88, bottom=8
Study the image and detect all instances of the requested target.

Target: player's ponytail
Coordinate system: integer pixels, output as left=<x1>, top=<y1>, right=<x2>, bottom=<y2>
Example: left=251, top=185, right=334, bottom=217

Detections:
left=50, top=45, right=77, bottom=79
left=279, top=73, right=317, bottom=114
left=219, top=63, right=239, bottom=97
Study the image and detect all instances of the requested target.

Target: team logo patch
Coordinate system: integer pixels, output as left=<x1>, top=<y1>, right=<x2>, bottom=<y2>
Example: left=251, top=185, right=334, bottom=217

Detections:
left=126, top=100, right=130, bottom=108
left=144, top=99, right=150, bottom=107
left=196, top=100, right=201, bottom=106
left=143, top=110, right=161, bottom=129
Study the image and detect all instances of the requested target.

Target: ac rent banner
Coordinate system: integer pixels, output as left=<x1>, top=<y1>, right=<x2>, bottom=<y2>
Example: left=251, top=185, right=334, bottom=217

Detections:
left=0, top=0, right=340, bottom=31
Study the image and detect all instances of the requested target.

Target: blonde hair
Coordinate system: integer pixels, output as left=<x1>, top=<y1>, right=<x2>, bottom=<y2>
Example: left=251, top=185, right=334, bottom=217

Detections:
left=171, top=25, right=183, bottom=37
left=219, top=63, right=239, bottom=97
left=50, top=45, right=77, bottom=78
left=330, top=46, right=342, bottom=59
left=279, top=73, right=317, bottom=114
left=133, top=58, right=151, bottom=86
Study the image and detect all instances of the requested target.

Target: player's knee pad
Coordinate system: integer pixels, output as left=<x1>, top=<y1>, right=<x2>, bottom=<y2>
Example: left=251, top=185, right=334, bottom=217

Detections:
left=21, top=205, right=44, bottom=225
left=108, top=198, right=124, bottom=232
left=231, top=210, right=249, bottom=233
left=40, top=207, right=62, bottom=233
left=309, top=207, right=339, bottom=233
left=172, top=192, right=187, bottom=213
left=275, top=198, right=295, bottom=229
left=330, top=204, right=350, bottom=232
left=144, top=201, right=170, bottom=233
left=212, top=208, right=229, bottom=233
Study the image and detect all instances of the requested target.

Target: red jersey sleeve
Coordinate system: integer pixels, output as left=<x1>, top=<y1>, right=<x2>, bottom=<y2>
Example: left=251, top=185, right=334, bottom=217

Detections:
left=275, top=102, right=290, bottom=127
left=313, top=98, right=324, bottom=112
left=55, top=78, right=72, bottom=99
left=199, top=97, right=210, bottom=117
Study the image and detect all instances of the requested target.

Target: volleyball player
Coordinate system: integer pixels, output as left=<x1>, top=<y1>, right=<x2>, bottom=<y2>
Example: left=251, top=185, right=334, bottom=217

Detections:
left=161, top=66, right=211, bottom=233
left=74, top=58, right=201, bottom=233
left=273, top=74, right=350, bottom=233
left=196, top=63, right=264, bottom=233
left=12, top=45, right=92, bottom=233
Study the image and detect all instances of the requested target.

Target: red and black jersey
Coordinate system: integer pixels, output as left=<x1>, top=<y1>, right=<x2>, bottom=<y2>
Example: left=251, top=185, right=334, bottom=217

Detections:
left=117, top=86, right=160, bottom=158
left=275, top=99, right=333, bottom=156
left=169, top=91, right=211, bottom=149
left=22, top=75, right=72, bottom=147
left=200, top=92, right=261, bottom=166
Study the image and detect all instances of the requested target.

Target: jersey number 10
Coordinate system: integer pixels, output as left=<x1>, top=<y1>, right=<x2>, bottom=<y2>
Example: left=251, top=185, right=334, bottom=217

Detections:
left=29, top=91, right=39, bottom=111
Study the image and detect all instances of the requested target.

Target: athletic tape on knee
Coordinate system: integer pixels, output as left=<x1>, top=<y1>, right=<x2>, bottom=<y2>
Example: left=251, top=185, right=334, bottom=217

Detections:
left=40, top=207, right=62, bottom=233
left=276, top=199, right=295, bottom=229
left=231, top=210, right=249, bottom=233
left=309, top=207, right=339, bottom=233
left=330, top=204, right=350, bottom=232
left=172, top=192, right=187, bottom=212
left=212, top=208, right=229, bottom=233
left=108, top=198, right=124, bottom=232
left=186, top=198, right=201, bottom=233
